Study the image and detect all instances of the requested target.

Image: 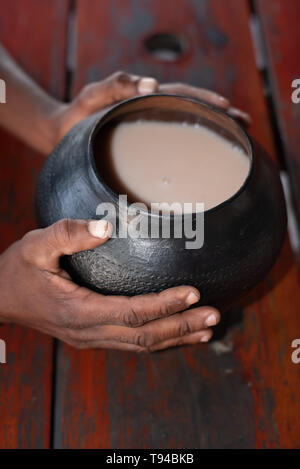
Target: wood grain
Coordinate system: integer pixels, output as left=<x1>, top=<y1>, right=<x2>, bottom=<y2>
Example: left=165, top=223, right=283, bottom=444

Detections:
left=53, top=0, right=300, bottom=448
left=0, top=0, right=69, bottom=448
left=256, top=0, right=300, bottom=224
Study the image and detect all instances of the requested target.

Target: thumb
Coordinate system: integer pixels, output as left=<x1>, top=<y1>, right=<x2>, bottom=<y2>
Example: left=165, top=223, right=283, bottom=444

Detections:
left=76, top=71, right=159, bottom=114
left=23, top=219, right=113, bottom=271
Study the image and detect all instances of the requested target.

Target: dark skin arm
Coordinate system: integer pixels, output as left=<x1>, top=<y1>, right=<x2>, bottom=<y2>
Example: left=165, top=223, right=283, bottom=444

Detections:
left=0, top=44, right=250, bottom=154
left=0, top=45, right=249, bottom=351
left=0, top=218, right=219, bottom=352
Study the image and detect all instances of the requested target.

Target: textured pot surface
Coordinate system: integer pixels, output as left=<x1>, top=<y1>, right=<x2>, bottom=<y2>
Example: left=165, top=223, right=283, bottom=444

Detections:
left=35, top=95, right=287, bottom=309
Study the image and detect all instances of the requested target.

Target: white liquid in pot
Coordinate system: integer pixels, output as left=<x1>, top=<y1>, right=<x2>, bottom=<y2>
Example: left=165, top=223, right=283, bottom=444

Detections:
left=107, top=120, right=250, bottom=213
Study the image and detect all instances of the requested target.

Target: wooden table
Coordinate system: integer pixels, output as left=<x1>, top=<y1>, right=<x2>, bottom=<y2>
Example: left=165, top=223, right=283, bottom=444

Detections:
left=0, top=0, right=299, bottom=449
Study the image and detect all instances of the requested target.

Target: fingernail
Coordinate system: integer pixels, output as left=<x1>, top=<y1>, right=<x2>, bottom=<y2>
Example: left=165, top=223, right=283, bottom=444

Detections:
left=205, top=314, right=217, bottom=327
left=186, top=291, right=200, bottom=306
left=138, top=77, right=158, bottom=94
left=217, top=96, right=230, bottom=107
left=228, top=107, right=252, bottom=126
left=88, top=220, right=110, bottom=238
left=200, top=332, right=211, bottom=343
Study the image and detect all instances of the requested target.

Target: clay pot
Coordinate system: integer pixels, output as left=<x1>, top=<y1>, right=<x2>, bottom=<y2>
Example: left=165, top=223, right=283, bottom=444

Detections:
left=35, top=94, right=286, bottom=309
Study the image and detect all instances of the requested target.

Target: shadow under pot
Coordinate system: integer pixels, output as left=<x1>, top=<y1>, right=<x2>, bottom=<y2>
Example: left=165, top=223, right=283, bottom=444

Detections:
left=35, top=94, right=287, bottom=310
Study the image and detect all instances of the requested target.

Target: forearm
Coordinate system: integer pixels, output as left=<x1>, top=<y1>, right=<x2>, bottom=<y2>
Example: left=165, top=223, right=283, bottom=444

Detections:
left=0, top=45, right=251, bottom=155
left=0, top=44, right=64, bottom=153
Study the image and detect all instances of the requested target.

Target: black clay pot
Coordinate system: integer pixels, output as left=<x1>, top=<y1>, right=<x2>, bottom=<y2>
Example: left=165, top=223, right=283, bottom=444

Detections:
left=35, top=95, right=287, bottom=310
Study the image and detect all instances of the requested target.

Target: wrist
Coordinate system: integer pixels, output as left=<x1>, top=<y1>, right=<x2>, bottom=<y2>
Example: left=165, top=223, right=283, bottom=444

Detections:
left=0, top=241, right=24, bottom=324
left=0, top=252, right=11, bottom=324
left=38, top=101, right=68, bottom=154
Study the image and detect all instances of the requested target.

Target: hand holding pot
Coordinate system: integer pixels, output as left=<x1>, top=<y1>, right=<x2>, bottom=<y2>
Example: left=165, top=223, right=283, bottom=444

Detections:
left=0, top=219, right=220, bottom=351
left=0, top=41, right=250, bottom=152
left=51, top=72, right=251, bottom=149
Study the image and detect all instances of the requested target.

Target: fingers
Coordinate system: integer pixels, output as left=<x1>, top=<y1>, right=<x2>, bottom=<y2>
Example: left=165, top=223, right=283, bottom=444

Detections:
left=76, top=71, right=158, bottom=113
left=159, top=83, right=230, bottom=109
left=63, top=332, right=212, bottom=352
left=227, top=106, right=252, bottom=127
left=56, top=306, right=219, bottom=351
left=122, top=305, right=220, bottom=348
left=21, top=219, right=113, bottom=271
left=76, top=75, right=251, bottom=128
left=150, top=329, right=213, bottom=351
left=159, top=83, right=251, bottom=127
left=33, top=322, right=146, bottom=352
left=76, top=74, right=251, bottom=128
left=73, top=285, right=201, bottom=329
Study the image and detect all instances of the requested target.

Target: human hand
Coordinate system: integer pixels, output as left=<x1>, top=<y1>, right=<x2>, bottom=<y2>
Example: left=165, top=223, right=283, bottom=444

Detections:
left=0, top=41, right=250, bottom=153
left=0, top=219, right=220, bottom=352
left=159, top=82, right=251, bottom=126
left=50, top=72, right=250, bottom=148
left=51, top=71, right=159, bottom=146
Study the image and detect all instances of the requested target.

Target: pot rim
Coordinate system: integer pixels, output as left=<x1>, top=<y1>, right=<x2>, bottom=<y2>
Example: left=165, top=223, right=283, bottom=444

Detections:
left=87, top=93, right=254, bottom=219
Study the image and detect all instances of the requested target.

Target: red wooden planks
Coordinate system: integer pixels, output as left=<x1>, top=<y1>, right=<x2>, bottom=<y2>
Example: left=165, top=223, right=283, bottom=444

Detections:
left=53, top=345, right=111, bottom=448
left=73, top=0, right=275, bottom=159
left=256, top=0, right=300, bottom=224
left=0, top=0, right=69, bottom=448
left=54, top=0, right=300, bottom=448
